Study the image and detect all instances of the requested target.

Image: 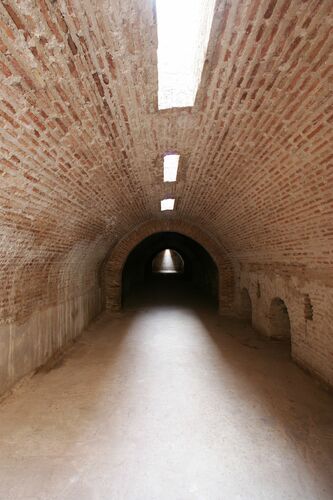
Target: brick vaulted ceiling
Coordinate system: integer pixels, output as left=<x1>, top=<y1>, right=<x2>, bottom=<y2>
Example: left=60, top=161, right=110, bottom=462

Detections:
left=0, top=0, right=332, bottom=319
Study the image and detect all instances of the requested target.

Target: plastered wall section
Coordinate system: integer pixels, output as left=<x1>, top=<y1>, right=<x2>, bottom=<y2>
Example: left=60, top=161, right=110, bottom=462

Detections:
left=0, top=287, right=101, bottom=396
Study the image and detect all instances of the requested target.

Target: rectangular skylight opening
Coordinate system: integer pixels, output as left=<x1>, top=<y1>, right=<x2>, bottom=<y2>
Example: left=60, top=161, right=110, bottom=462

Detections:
left=156, top=0, right=216, bottom=110
left=161, top=198, right=175, bottom=211
left=163, top=154, right=180, bottom=182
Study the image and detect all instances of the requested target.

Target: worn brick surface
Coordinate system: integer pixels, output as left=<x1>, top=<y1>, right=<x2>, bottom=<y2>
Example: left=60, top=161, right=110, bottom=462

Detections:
left=0, top=0, right=332, bottom=389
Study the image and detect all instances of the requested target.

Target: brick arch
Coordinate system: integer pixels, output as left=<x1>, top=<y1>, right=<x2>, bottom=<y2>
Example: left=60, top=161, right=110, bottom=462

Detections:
left=103, top=219, right=234, bottom=314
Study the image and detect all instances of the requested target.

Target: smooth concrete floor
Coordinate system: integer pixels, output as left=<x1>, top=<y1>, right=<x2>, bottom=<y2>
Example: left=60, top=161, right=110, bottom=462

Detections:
left=0, top=278, right=332, bottom=500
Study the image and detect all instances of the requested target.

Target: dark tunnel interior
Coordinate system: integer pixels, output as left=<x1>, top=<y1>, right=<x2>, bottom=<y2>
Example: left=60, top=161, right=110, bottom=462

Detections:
left=121, top=232, right=218, bottom=307
left=152, top=249, right=185, bottom=274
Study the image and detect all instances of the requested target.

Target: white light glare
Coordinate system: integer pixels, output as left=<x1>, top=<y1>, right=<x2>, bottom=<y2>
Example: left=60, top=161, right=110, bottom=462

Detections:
left=161, top=198, right=175, bottom=211
left=156, top=0, right=216, bottom=109
left=164, top=154, right=180, bottom=182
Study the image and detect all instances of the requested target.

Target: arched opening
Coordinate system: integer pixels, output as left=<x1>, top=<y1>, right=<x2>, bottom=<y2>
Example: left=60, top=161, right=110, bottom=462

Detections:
left=121, top=232, right=218, bottom=308
left=152, top=249, right=184, bottom=274
left=270, top=297, right=291, bottom=341
left=240, top=288, right=252, bottom=323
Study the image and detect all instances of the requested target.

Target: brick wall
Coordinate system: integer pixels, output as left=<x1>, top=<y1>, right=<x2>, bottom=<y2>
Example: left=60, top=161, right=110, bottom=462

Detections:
left=0, top=0, right=332, bottom=394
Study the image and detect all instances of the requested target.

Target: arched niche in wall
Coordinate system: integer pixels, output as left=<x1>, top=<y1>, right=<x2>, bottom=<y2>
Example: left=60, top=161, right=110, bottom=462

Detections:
left=269, top=297, right=291, bottom=342
left=240, top=287, right=252, bottom=324
left=102, top=219, right=234, bottom=315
